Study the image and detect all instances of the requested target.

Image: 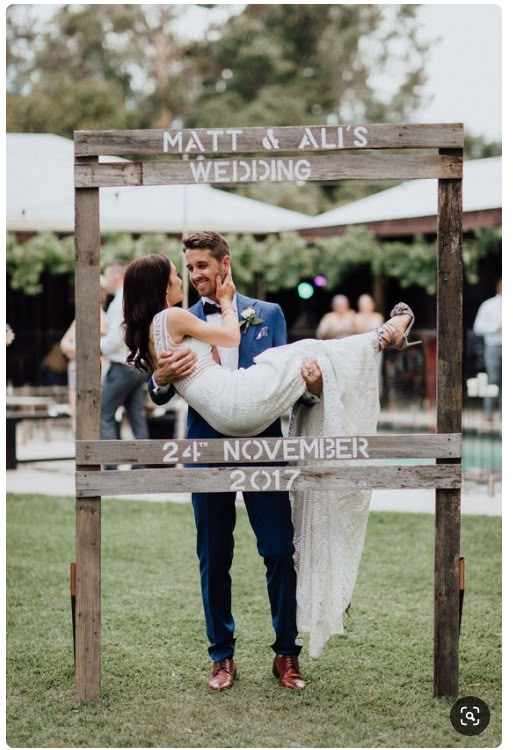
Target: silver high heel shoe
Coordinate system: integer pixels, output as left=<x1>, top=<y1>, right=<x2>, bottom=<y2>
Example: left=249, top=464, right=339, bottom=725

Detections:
left=374, top=303, right=422, bottom=352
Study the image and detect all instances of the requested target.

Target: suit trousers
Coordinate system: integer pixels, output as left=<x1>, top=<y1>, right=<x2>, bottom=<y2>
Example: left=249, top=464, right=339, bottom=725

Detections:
left=192, top=489, right=301, bottom=662
left=101, top=362, right=149, bottom=441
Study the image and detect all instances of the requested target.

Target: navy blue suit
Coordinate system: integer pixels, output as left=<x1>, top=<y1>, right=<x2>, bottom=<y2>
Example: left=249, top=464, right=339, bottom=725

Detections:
left=150, top=293, right=300, bottom=660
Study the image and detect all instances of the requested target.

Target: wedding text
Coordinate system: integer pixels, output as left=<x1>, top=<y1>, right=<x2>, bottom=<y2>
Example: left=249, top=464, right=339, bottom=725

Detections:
left=223, top=436, right=370, bottom=462
left=162, top=125, right=369, bottom=154
left=189, top=157, right=312, bottom=183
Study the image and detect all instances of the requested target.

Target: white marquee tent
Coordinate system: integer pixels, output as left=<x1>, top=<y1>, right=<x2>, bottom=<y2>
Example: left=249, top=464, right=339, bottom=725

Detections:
left=303, top=156, right=501, bottom=229
left=7, top=133, right=312, bottom=234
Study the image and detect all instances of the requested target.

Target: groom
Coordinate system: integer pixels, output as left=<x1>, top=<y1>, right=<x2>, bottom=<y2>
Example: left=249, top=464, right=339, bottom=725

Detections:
left=149, top=231, right=322, bottom=691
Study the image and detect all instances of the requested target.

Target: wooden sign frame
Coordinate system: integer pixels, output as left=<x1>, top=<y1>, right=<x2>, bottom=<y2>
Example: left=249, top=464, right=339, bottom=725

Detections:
left=73, top=122, right=463, bottom=701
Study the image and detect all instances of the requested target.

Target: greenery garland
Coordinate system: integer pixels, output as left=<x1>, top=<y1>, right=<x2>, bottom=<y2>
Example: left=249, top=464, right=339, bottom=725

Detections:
left=6, top=226, right=501, bottom=297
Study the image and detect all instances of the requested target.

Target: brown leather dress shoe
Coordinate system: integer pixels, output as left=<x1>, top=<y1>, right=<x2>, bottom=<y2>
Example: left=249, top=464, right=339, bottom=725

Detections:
left=208, top=658, right=236, bottom=690
left=273, top=655, right=305, bottom=690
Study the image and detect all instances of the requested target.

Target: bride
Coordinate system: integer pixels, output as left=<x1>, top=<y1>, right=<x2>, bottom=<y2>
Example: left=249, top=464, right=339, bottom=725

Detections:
left=123, top=253, right=417, bottom=655
left=124, top=255, right=415, bottom=437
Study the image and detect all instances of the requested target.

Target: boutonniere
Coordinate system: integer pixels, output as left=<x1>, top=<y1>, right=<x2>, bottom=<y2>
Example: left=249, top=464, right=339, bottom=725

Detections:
left=239, top=306, right=264, bottom=334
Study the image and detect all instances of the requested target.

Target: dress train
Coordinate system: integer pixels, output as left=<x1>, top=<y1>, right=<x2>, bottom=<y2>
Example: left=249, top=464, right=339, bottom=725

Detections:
left=153, top=309, right=380, bottom=655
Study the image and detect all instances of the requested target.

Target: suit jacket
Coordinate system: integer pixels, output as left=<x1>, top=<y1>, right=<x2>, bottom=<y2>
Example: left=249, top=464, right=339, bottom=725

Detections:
left=148, top=293, right=287, bottom=439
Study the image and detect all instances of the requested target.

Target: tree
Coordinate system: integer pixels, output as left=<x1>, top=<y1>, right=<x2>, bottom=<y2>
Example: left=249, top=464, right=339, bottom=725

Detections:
left=463, top=133, right=502, bottom=160
left=7, top=4, right=501, bottom=213
left=7, top=5, right=430, bottom=139
left=6, top=4, right=198, bottom=134
left=187, top=5, right=429, bottom=128
left=7, top=228, right=501, bottom=298
left=185, top=4, right=430, bottom=210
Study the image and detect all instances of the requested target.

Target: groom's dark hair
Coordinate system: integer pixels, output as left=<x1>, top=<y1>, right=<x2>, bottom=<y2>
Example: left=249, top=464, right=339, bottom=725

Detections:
left=183, top=231, right=230, bottom=261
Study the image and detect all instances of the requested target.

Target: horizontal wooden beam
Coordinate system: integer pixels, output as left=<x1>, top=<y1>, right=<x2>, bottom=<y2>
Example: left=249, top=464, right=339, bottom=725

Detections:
left=74, top=123, right=464, bottom=156
left=75, top=153, right=462, bottom=188
left=76, top=463, right=461, bottom=497
left=76, top=433, right=461, bottom=466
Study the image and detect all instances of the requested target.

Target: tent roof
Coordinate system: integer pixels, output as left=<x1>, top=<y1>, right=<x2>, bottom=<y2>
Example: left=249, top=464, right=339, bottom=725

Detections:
left=8, top=133, right=501, bottom=235
left=304, top=156, right=502, bottom=229
left=7, top=133, right=311, bottom=234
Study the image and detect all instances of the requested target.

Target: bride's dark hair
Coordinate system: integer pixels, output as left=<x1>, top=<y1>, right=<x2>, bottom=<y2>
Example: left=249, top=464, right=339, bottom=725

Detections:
left=123, top=254, right=171, bottom=372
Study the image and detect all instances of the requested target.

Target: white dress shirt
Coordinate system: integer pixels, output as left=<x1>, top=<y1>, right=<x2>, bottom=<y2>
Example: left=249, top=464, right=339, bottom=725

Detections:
left=100, top=287, right=129, bottom=364
left=201, top=296, right=239, bottom=371
left=473, top=294, right=502, bottom=346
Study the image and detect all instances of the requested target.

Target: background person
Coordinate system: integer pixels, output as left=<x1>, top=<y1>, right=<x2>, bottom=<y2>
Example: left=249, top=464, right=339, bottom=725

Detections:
left=100, top=261, right=148, bottom=464
left=353, top=293, right=384, bottom=333
left=38, top=342, right=68, bottom=386
left=316, top=294, right=355, bottom=339
left=6, top=324, right=15, bottom=347
left=353, top=293, right=385, bottom=398
left=473, top=278, right=502, bottom=418
left=60, top=278, right=108, bottom=435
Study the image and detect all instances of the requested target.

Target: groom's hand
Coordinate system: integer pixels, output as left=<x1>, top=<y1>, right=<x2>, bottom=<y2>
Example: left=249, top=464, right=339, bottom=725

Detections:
left=155, top=348, right=197, bottom=385
left=301, top=358, right=323, bottom=396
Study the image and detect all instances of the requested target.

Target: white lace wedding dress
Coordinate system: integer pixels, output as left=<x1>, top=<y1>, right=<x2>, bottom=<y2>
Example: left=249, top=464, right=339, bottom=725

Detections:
left=153, top=309, right=380, bottom=656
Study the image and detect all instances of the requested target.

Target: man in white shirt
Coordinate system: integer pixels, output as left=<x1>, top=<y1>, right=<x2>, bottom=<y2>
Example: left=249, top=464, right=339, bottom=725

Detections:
left=473, top=278, right=502, bottom=417
left=101, top=261, right=148, bottom=462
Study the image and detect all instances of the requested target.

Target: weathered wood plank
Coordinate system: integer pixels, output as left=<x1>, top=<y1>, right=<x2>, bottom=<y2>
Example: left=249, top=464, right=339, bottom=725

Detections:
left=76, top=464, right=461, bottom=497
left=74, top=174, right=102, bottom=441
left=75, top=498, right=101, bottom=700
left=74, top=159, right=102, bottom=702
left=75, top=152, right=463, bottom=188
left=433, top=490, right=461, bottom=698
left=74, top=123, right=464, bottom=156
left=75, top=433, right=462, bottom=465
left=437, top=160, right=464, bottom=435
left=433, top=152, right=464, bottom=699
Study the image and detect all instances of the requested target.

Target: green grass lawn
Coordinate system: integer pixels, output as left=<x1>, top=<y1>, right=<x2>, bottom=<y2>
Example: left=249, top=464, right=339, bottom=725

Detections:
left=7, top=494, right=501, bottom=748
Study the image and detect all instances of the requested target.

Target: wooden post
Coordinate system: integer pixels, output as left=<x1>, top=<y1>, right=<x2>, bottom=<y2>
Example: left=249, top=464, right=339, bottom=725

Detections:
left=434, top=148, right=463, bottom=698
left=74, top=157, right=102, bottom=701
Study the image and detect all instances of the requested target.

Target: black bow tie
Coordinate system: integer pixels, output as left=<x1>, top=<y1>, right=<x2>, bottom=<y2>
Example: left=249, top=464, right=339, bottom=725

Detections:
left=203, top=301, right=223, bottom=316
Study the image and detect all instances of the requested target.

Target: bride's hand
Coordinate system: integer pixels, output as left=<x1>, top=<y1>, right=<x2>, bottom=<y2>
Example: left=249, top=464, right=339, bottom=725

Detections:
left=301, top=358, right=323, bottom=396
left=216, top=271, right=236, bottom=305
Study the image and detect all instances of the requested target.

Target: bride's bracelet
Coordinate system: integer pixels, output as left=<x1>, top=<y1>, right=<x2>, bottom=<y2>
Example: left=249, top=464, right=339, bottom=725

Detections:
left=221, top=308, right=237, bottom=317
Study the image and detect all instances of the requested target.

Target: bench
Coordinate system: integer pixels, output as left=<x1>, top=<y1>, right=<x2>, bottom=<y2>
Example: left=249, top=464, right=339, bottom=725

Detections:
left=6, top=411, right=71, bottom=469
left=6, top=411, right=177, bottom=470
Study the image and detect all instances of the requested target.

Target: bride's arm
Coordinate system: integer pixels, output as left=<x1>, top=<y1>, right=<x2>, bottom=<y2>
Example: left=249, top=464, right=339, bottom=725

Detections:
left=168, top=272, right=240, bottom=348
left=167, top=307, right=240, bottom=348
